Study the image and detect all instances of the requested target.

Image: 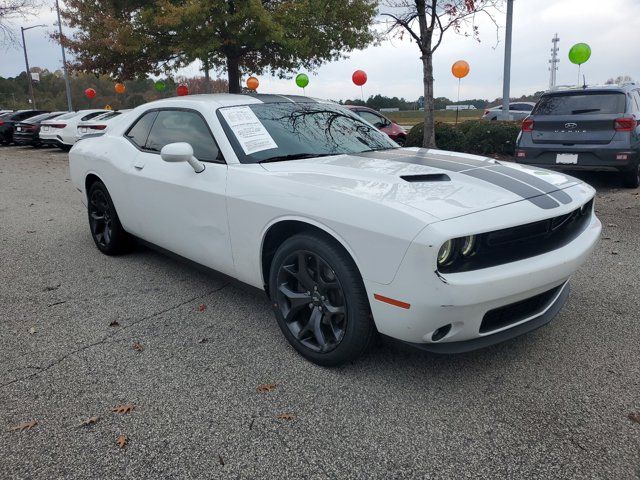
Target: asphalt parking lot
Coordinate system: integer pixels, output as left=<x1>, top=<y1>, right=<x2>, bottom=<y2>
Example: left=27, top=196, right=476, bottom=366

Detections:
left=1, top=145, right=639, bottom=479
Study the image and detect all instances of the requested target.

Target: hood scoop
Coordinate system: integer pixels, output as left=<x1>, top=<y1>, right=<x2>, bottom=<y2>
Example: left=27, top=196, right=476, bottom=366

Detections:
left=400, top=173, right=450, bottom=183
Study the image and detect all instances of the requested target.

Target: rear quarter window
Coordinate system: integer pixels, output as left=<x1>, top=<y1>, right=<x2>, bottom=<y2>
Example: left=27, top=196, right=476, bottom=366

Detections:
left=534, top=92, right=626, bottom=115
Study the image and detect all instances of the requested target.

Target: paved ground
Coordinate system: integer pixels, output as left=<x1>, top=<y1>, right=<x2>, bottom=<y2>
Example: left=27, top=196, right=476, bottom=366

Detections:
left=0, top=145, right=638, bottom=479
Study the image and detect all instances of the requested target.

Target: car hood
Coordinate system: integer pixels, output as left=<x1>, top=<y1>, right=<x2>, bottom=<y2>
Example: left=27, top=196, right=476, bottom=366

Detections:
left=260, top=147, right=582, bottom=221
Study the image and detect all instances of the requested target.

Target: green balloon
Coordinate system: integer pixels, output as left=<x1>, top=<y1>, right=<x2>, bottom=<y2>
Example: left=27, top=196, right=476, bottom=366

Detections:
left=568, top=43, right=591, bottom=65
left=154, top=80, right=166, bottom=92
left=295, top=73, right=309, bottom=89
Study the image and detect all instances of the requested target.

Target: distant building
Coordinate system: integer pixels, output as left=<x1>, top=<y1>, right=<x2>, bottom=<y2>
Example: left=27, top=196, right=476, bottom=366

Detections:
left=445, top=104, right=476, bottom=110
left=379, top=107, right=399, bottom=112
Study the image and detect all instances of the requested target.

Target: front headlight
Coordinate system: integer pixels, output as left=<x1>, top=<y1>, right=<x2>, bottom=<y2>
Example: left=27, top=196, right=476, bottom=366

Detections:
left=461, top=235, right=477, bottom=257
left=437, top=240, right=455, bottom=266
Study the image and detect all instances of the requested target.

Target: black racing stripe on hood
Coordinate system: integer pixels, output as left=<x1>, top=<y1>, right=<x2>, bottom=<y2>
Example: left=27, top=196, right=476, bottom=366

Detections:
left=463, top=168, right=560, bottom=209
left=356, top=150, right=470, bottom=171
left=489, top=165, right=573, bottom=205
left=354, top=150, right=561, bottom=209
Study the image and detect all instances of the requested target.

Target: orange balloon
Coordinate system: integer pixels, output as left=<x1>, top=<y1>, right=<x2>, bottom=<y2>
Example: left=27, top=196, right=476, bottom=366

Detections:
left=246, top=76, right=259, bottom=91
left=114, top=82, right=126, bottom=94
left=451, top=60, right=470, bottom=79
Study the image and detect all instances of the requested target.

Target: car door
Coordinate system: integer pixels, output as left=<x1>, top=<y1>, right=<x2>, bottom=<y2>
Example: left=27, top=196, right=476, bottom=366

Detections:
left=124, top=108, right=234, bottom=276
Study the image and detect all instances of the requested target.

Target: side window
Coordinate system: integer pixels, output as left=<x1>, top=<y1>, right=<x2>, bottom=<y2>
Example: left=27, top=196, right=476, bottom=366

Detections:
left=509, top=104, right=522, bottom=111
left=632, top=91, right=640, bottom=112
left=358, top=110, right=385, bottom=127
left=521, top=104, right=534, bottom=111
left=145, top=110, right=220, bottom=162
left=126, top=111, right=158, bottom=148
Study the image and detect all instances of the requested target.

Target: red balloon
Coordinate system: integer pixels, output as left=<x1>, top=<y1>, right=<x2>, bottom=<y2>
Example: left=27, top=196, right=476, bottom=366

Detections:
left=176, top=84, right=189, bottom=96
left=84, top=88, right=96, bottom=99
left=352, top=70, right=367, bottom=86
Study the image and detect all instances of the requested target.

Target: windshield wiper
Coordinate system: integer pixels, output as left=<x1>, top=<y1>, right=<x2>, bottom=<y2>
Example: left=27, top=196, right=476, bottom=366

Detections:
left=258, top=153, right=336, bottom=164
left=571, top=108, right=601, bottom=114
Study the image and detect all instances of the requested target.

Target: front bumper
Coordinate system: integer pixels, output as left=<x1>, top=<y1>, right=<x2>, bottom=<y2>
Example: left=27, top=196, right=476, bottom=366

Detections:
left=365, top=183, right=600, bottom=348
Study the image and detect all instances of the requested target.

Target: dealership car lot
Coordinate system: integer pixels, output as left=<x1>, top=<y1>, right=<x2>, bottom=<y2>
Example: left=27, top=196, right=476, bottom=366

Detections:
left=1, top=146, right=639, bottom=478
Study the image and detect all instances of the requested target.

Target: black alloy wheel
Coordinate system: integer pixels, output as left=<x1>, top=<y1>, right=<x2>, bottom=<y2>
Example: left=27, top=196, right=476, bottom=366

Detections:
left=89, top=188, right=114, bottom=250
left=276, top=250, right=347, bottom=353
left=269, top=233, right=375, bottom=366
left=87, top=181, right=132, bottom=255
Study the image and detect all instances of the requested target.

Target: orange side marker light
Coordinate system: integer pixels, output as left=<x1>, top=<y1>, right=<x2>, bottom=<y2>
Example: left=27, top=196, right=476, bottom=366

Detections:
left=374, top=294, right=410, bottom=310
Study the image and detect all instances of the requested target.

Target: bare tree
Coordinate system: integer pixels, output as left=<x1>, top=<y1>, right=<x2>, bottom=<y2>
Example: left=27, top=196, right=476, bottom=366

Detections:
left=0, top=0, right=41, bottom=44
left=382, top=0, right=503, bottom=147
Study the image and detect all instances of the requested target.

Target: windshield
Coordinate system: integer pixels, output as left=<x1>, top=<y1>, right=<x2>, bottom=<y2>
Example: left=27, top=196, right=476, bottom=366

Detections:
left=534, top=92, right=626, bottom=115
left=217, top=102, right=398, bottom=164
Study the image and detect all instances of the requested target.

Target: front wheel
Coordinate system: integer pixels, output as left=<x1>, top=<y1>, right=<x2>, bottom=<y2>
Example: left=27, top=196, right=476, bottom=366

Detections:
left=269, top=233, right=375, bottom=366
left=87, top=181, right=133, bottom=255
left=621, top=163, right=640, bottom=189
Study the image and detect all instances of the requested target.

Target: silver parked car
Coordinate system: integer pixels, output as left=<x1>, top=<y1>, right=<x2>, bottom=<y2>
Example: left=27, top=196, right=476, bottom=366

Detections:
left=482, top=102, right=536, bottom=121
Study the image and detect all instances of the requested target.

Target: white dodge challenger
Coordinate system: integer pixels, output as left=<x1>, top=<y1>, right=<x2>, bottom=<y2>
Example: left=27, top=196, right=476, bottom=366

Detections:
left=69, top=94, right=601, bottom=366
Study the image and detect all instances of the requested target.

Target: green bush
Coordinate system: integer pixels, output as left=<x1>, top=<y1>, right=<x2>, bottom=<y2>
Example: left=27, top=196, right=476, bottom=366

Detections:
left=463, top=121, right=521, bottom=156
left=405, top=122, right=465, bottom=151
left=405, top=120, right=520, bottom=156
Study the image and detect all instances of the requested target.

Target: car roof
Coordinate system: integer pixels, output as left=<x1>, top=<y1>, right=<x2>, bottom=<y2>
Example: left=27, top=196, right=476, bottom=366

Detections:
left=139, top=93, right=332, bottom=110
left=544, top=83, right=638, bottom=96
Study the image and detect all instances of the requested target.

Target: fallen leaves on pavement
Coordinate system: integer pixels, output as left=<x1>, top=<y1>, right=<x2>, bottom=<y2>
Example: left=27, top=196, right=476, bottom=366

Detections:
left=256, top=383, right=277, bottom=393
left=77, top=416, right=100, bottom=427
left=276, top=413, right=295, bottom=421
left=109, top=320, right=120, bottom=327
left=9, top=420, right=37, bottom=432
left=112, top=404, right=135, bottom=414
left=28, top=327, right=37, bottom=335
left=197, top=304, right=207, bottom=312
left=629, top=412, right=640, bottom=424
left=116, top=434, right=127, bottom=448
left=132, top=342, right=144, bottom=352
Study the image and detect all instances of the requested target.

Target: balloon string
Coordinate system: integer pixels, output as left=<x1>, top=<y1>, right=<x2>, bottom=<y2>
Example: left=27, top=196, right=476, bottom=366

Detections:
left=455, top=78, right=461, bottom=126
left=361, top=86, right=364, bottom=102
left=577, top=64, right=581, bottom=86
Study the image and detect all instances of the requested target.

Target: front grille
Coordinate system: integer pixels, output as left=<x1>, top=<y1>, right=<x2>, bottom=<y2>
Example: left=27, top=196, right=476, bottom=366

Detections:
left=439, top=199, right=593, bottom=273
left=480, top=285, right=563, bottom=333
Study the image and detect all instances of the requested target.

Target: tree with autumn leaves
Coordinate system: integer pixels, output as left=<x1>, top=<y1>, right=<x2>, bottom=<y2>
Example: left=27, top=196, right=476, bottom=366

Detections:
left=59, top=0, right=378, bottom=93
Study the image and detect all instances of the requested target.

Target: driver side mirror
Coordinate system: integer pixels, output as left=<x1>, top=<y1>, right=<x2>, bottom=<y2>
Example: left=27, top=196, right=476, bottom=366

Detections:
left=160, top=142, right=205, bottom=173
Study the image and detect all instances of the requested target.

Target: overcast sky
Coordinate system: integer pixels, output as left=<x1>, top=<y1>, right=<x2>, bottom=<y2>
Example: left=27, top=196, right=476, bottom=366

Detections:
left=1, top=0, right=639, bottom=102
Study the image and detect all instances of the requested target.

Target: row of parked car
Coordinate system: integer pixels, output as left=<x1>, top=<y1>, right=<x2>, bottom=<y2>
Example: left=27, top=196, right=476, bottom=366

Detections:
left=0, top=108, right=129, bottom=150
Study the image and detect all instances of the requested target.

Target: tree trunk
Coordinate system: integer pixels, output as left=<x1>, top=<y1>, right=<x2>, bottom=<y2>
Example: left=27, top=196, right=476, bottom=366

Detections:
left=421, top=52, right=436, bottom=148
left=226, top=55, right=241, bottom=94
left=203, top=57, right=211, bottom=93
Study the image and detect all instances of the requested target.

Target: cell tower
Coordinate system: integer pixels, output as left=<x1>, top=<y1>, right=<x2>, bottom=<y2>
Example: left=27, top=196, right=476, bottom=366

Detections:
left=548, top=33, right=560, bottom=89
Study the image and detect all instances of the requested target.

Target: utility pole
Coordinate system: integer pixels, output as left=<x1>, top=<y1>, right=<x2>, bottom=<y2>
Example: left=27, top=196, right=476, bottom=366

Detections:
left=498, top=0, right=514, bottom=121
left=20, top=25, right=45, bottom=109
left=55, top=0, right=73, bottom=111
left=548, top=33, right=560, bottom=89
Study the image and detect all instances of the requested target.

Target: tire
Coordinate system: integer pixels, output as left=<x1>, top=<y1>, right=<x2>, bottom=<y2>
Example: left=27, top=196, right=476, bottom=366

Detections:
left=621, top=163, right=640, bottom=189
left=87, top=181, right=133, bottom=255
left=269, top=232, right=375, bottom=366
left=395, top=136, right=406, bottom=147
left=60, top=144, right=72, bottom=152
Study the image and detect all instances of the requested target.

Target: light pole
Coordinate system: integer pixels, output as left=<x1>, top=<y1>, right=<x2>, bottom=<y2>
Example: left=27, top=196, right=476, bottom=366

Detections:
left=55, top=0, right=73, bottom=111
left=20, top=24, right=46, bottom=109
left=498, top=0, right=514, bottom=121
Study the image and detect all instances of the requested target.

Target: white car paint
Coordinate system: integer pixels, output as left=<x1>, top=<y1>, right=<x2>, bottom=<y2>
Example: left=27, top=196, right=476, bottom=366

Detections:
left=75, top=110, right=132, bottom=142
left=69, top=94, right=601, bottom=351
left=40, top=109, right=109, bottom=147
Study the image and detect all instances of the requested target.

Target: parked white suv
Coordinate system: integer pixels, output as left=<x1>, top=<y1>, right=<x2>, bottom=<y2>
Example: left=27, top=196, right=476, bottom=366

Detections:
left=482, top=102, right=536, bottom=121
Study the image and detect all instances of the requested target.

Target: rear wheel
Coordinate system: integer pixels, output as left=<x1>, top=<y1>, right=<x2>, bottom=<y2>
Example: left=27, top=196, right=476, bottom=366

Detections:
left=60, top=144, right=72, bottom=152
left=87, top=181, right=133, bottom=255
left=622, top=163, right=640, bottom=189
left=269, top=233, right=375, bottom=366
left=395, top=136, right=406, bottom=147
